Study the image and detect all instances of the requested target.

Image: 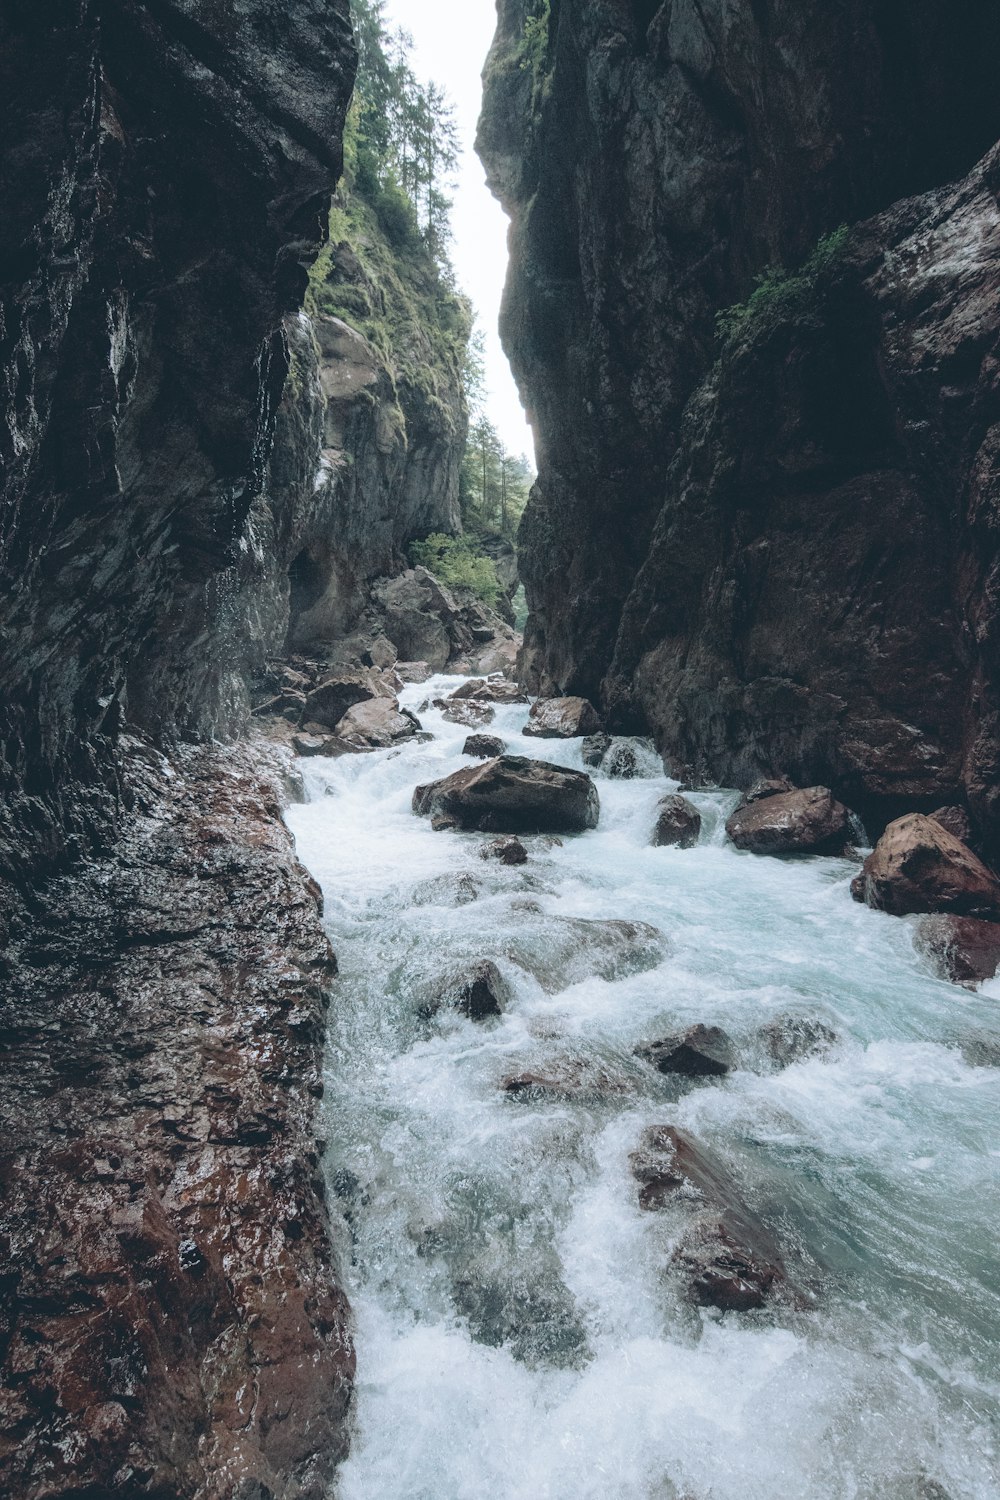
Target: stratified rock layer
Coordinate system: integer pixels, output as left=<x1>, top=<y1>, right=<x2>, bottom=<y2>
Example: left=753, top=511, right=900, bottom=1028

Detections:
left=479, top=0, right=1000, bottom=856
left=0, top=741, right=354, bottom=1499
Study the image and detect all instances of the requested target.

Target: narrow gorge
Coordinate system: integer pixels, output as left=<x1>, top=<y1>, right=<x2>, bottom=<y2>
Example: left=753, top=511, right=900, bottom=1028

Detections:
left=1, top=3, right=998, bottom=1499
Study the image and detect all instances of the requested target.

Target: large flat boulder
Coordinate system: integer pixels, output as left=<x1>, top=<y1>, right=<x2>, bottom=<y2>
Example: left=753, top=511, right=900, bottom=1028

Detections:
left=913, top=914, right=1000, bottom=985
left=449, top=678, right=527, bottom=704
left=301, top=669, right=390, bottom=731
left=522, top=696, right=602, bottom=739
left=629, top=1126, right=789, bottom=1312
left=413, top=756, right=600, bottom=835
left=852, top=814, right=1000, bottom=920
left=726, top=786, right=851, bottom=856
left=335, top=698, right=420, bottom=750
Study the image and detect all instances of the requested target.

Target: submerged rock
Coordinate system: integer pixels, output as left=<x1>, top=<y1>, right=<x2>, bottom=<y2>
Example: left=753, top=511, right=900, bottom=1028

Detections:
left=757, top=1015, right=838, bottom=1069
left=504, top=915, right=667, bottom=993
left=629, top=1126, right=788, bottom=1312
left=913, top=914, right=1000, bottom=986
left=421, top=961, right=511, bottom=1021
left=464, top=733, right=506, bottom=760
left=852, top=814, right=1000, bottom=920
left=637, top=1025, right=735, bottom=1079
left=652, top=795, right=702, bottom=849
left=604, top=741, right=639, bottom=779
left=413, top=756, right=600, bottom=835
left=523, top=696, right=602, bottom=740
left=726, top=787, right=851, bottom=857
left=480, top=837, right=528, bottom=866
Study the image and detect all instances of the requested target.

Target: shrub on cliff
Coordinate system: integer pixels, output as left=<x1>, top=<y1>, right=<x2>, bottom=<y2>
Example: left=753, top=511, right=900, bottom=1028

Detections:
left=716, top=226, right=850, bottom=343
left=409, top=534, right=501, bottom=607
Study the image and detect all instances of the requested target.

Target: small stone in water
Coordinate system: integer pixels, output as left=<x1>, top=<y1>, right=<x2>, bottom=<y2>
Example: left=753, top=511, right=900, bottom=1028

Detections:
left=637, top=1024, right=735, bottom=1078
left=480, top=837, right=528, bottom=866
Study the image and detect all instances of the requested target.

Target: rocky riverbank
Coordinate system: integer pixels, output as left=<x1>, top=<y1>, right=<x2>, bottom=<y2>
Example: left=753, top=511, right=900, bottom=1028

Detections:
left=0, top=740, right=354, bottom=1500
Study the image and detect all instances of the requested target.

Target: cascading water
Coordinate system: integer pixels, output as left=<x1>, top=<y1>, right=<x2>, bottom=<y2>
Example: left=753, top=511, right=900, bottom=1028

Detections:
left=286, top=678, right=1000, bottom=1500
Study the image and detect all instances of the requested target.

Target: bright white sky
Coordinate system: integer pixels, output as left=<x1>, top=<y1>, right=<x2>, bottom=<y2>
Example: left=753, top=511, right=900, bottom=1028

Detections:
left=381, top=0, right=533, bottom=462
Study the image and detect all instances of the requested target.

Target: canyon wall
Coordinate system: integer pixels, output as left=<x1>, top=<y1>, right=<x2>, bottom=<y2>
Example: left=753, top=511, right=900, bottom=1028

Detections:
left=0, top=0, right=355, bottom=884
left=480, top=0, right=1000, bottom=848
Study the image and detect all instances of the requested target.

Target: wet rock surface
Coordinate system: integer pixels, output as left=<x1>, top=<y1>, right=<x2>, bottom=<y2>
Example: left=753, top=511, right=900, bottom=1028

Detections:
left=464, top=734, right=507, bottom=760
left=480, top=837, right=529, bottom=867
left=637, top=1025, right=736, bottom=1079
left=652, top=795, right=702, bottom=850
left=727, top=788, right=852, bottom=857
left=914, top=915, right=1000, bottom=986
left=757, top=1015, right=839, bottom=1069
left=630, top=1127, right=789, bottom=1312
left=413, top=757, right=601, bottom=835
left=0, top=739, right=354, bottom=1499
left=523, top=697, right=602, bottom=740
left=421, top=961, right=512, bottom=1021
left=853, top=814, right=1000, bottom=920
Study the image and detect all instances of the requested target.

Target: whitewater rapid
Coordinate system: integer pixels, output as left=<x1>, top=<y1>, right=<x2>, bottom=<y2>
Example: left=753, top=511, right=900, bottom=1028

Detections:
left=285, top=677, right=1000, bottom=1500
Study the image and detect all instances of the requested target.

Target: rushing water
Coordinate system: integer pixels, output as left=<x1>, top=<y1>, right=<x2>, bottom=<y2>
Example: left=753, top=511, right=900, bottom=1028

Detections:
left=285, top=677, right=1000, bottom=1500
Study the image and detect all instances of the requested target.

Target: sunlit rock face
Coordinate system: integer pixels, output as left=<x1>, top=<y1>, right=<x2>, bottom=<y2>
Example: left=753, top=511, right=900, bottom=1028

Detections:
left=0, top=0, right=355, bottom=882
left=479, top=0, right=1000, bottom=852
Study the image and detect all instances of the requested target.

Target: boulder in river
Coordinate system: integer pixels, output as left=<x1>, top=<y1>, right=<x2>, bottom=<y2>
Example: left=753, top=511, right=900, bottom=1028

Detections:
left=726, top=786, right=852, bottom=856
left=480, top=837, right=528, bottom=866
left=413, top=756, right=600, bottom=835
left=396, top=660, right=433, bottom=684
left=301, top=669, right=390, bottom=731
left=435, top=697, right=496, bottom=728
left=637, top=1024, right=735, bottom=1078
left=421, top=961, right=511, bottom=1021
left=756, top=1014, right=838, bottom=1069
left=335, top=699, right=420, bottom=749
left=913, top=914, right=1000, bottom=986
left=581, top=732, right=612, bottom=767
left=464, top=733, right=506, bottom=759
left=652, top=794, right=702, bottom=849
left=522, top=696, right=602, bottom=739
left=629, top=1126, right=788, bottom=1311
left=852, top=814, right=1000, bottom=920
left=449, top=677, right=527, bottom=704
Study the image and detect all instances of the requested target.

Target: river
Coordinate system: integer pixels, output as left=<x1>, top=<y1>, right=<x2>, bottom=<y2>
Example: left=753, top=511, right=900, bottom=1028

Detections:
left=285, top=676, right=1000, bottom=1500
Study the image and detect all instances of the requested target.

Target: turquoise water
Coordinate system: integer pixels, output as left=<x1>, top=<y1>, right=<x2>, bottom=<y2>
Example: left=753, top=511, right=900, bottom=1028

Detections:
left=286, top=678, right=1000, bottom=1500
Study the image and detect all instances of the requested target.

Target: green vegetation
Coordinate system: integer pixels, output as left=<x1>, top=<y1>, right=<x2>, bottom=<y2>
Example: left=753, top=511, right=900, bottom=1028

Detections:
left=715, top=226, right=850, bottom=343
left=409, top=533, right=502, bottom=607
left=460, top=412, right=533, bottom=542
left=306, top=1, right=470, bottom=426
left=521, top=2, right=552, bottom=79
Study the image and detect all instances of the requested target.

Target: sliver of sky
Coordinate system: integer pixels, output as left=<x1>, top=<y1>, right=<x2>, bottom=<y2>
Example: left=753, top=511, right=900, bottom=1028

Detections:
left=380, top=0, right=533, bottom=462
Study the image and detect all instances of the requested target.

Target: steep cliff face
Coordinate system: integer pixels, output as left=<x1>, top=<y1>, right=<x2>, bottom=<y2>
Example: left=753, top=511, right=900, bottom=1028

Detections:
left=0, top=0, right=355, bottom=884
left=269, top=187, right=470, bottom=652
left=479, top=0, right=1000, bottom=845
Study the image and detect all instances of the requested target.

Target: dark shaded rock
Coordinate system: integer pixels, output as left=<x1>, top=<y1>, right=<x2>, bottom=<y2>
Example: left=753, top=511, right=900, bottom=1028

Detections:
left=726, top=788, right=851, bottom=857
left=629, top=1127, right=788, bottom=1311
left=0, top=741, right=353, bottom=1500
left=374, top=568, right=456, bottom=670
left=480, top=837, right=529, bottom=867
left=523, top=697, right=602, bottom=739
left=853, top=814, right=1000, bottom=920
left=396, top=660, right=433, bottom=684
left=500, top=1062, right=629, bottom=1102
left=0, top=0, right=356, bottom=884
left=757, top=1015, right=839, bottom=1069
left=637, top=1025, right=736, bottom=1079
left=930, top=806, right=974, bottom=846
left=422, top=961, right=511, bottom=1021
left=449, top=677, right=527, bottom=704
left=581, top=733, right=612, bottom=768
left=413, top=756, right=600, bottom=835
left=464, top=734, right=507, bottom=759
left=301, top=670, right=386, bottom=731
left=292, top=732, right=356, bottom=759
left=914, top=915, right=1000, bottom=986
left=652, top=795, right=702, bottom=850
left=481, top=0, right=1000, bottom=859
left=335, top=698, right=419, bottom=749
